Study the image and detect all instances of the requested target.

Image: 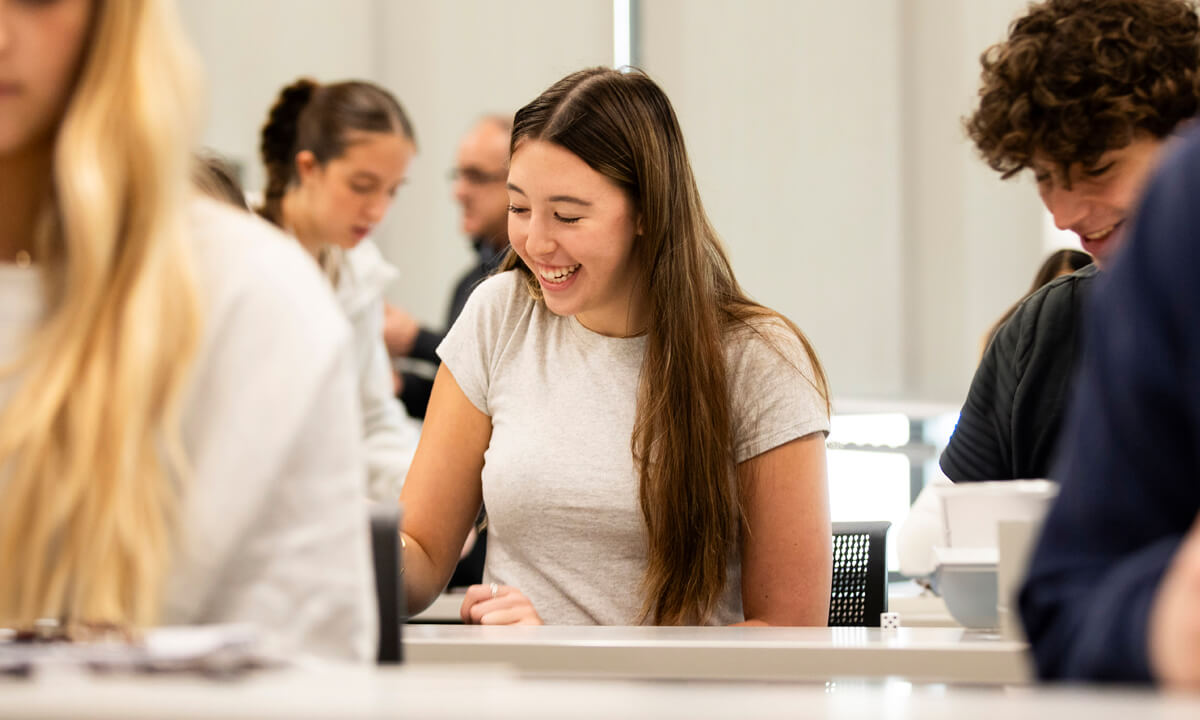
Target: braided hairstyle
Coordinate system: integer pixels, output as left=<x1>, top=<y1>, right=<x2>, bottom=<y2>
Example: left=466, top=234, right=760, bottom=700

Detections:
left=257, top=77, right=415, bottom=226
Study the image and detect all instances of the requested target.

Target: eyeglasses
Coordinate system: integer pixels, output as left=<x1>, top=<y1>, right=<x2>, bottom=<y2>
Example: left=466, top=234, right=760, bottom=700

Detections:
left=448, top=167, right=507, bottom=186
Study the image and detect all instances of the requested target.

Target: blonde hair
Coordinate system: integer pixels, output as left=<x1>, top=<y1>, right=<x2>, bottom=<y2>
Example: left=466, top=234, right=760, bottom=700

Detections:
left=0, top=0, right=202, bottom=628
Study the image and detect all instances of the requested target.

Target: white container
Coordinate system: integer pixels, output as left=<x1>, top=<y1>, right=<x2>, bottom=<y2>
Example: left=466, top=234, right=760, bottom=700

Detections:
left=935, top=480, right=1058, bottom=548
left=932, top=561, right=999, bottom=629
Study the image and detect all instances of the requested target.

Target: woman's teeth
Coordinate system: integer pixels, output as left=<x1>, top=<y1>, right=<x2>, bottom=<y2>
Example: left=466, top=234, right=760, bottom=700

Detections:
left=539, top=264, right=580, bottom=283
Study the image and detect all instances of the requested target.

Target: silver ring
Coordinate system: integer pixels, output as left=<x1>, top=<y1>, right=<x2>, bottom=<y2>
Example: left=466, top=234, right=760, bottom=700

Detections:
left=489, top=582, right=499, bottom=599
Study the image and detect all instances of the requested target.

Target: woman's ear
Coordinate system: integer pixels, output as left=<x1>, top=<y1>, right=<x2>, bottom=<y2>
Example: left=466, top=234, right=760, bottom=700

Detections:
left=295, top=150, right=318, bottom=182
left=635, top=212, right=644, bottom=237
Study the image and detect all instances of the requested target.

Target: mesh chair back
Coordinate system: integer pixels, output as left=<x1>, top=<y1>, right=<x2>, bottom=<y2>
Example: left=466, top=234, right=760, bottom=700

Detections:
left=828, top=521, right=890, bottom=627
left=370, top=508, right=403, bottom=663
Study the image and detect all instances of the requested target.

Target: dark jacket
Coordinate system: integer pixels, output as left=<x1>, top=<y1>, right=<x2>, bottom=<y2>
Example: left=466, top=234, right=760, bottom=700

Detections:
left=940, top=264, right=1099, bottom=482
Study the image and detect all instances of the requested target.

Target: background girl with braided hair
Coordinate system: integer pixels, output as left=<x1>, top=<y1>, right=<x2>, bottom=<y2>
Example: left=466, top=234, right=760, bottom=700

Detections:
left=257, top=77, right=422, bottom=504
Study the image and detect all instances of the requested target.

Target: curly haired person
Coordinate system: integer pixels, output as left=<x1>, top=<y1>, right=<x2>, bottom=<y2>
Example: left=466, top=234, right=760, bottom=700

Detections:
left=940, top=0, right=1200, bottom=484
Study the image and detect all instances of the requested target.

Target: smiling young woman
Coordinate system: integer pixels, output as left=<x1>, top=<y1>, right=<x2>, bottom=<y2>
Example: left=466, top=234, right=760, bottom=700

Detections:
left=400, top=67, right=833, bottom=628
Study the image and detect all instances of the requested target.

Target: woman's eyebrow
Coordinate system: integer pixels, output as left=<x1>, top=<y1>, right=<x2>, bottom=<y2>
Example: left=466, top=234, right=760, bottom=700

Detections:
left=548, top=195, right=592, bottom=206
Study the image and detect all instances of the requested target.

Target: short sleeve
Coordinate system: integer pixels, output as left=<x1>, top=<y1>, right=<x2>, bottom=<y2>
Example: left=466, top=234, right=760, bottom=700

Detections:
left=436, top=271, right=526, bottom=416
left=727, top=319, right=831, bottom=463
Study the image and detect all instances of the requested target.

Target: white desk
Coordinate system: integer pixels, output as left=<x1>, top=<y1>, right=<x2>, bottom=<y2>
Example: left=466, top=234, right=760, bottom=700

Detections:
left=404, top=625, right=1030, bottom=685
left=409, top=591, right=466, bottom=623
left=410, top=590, right=963, bottom=628
left=0, top=666, right=1195, bottom=719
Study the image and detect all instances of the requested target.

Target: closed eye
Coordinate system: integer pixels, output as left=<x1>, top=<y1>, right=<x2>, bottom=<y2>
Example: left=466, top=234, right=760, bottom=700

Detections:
left=555, top=213, right=582, bottom=224
left=507, top=204, right=529, bottom=216
left=1085, top=162, right=1115, bottom=178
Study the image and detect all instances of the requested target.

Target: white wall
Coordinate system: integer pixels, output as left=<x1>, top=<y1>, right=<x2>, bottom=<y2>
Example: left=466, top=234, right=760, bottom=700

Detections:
left=640, top=0, right=1044, bottom=404
left=641, top=0, right=906, bottom=400
left=177, top=0, right=378, bottom=193
left=900, top=0, right=1044, bottom=402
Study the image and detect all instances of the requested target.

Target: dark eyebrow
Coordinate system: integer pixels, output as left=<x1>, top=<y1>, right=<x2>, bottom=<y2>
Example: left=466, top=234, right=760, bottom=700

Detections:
left=548, top=195, right=592, bottom=206
left=505, top=183, right=592, bottom=207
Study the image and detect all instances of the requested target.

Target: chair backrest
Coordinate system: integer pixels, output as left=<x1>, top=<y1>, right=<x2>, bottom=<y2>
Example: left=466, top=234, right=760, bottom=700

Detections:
left=829, top=521, right=890, bottom=627
left=370, top=508, right=403, bottom=663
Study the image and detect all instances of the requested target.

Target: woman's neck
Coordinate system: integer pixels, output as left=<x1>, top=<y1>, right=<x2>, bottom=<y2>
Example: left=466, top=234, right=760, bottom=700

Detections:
left=279, top=190, right=324, bottom=260
left=0, top=143, right=53, bottom=262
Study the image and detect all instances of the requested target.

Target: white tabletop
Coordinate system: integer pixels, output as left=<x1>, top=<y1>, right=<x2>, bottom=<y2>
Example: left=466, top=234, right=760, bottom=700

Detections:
left=0, top=665, right=1194, bottom=719
left=409, top=591, right=466, bottom=623
left=410, top=589, right=963, bottom=628
left=403, top=624, right=1030, bottom=685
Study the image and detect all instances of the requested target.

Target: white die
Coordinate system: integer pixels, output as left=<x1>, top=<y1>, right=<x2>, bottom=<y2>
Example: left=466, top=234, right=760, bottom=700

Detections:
left=880, top=612, right=901, bottom=629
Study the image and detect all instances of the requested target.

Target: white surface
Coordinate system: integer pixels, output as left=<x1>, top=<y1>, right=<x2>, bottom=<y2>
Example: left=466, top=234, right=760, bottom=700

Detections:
left=0, top=666, right=1196, bottom=719
left=404, top=625, right=1030, bottom=685
left=409, top=591, right=466, bottom=623
left=640, top=0, right=905, bottom=400
left=640, top=0, right=1047, bottom=403
left=937, top=480, right=1058, bottom=548
left=414, top=590, right=964, bottom=628
left=887, top=592, right=960, bottom=628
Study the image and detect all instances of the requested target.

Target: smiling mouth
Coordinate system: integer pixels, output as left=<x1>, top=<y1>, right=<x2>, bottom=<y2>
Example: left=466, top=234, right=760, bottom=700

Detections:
left=1082, top=221, right=1121, bottom=242
left=537, top=264, right=580, bottom=284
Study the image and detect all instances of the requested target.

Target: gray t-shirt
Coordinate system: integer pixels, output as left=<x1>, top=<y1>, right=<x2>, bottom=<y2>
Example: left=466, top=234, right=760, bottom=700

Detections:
left=438, top=270, right=829, bottom=625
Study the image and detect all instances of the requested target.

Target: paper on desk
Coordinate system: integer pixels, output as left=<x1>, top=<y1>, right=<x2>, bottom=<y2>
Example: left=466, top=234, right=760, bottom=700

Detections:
left=0, top=623, right=274, bottom=677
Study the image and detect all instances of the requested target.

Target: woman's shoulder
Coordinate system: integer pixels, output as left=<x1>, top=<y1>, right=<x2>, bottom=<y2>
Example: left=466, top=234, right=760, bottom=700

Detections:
left=722, top=311, right=830, bottom=458
left=723, top=313, right=817, bottom=376
left=471, top=267, right=529, bottom=303
left=457, top=269, right=537, bottom=328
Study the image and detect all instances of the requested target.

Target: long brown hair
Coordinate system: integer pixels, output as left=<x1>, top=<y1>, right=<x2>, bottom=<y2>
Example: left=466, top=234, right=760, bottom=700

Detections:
left=504, top=68, right=830, bottom=625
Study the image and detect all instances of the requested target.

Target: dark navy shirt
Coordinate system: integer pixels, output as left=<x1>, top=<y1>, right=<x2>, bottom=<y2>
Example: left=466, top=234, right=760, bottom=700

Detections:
left=1019, top=125, right=1200, bottom=682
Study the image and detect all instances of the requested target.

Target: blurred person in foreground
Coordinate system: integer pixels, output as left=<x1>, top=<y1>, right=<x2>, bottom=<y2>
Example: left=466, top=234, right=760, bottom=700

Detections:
left=0, top=0, right=373, bottom=659
left=1020, top=122, right=1200, bottom=686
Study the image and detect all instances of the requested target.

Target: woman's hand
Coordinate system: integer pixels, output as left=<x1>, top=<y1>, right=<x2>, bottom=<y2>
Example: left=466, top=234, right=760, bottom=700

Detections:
left=460, top=583, right=543, bottom=625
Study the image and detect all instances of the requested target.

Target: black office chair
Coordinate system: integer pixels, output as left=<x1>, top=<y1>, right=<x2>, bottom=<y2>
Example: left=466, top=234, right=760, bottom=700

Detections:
left=370, top=509, right=403, bottom=663
left=828, top=521, right=890, bottom=627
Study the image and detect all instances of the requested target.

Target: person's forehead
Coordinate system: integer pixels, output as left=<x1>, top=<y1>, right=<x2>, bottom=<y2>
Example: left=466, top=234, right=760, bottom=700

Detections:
left=1031, top=134, right=1163, bottom=172
left=459, top=122, right=509, bottom=162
